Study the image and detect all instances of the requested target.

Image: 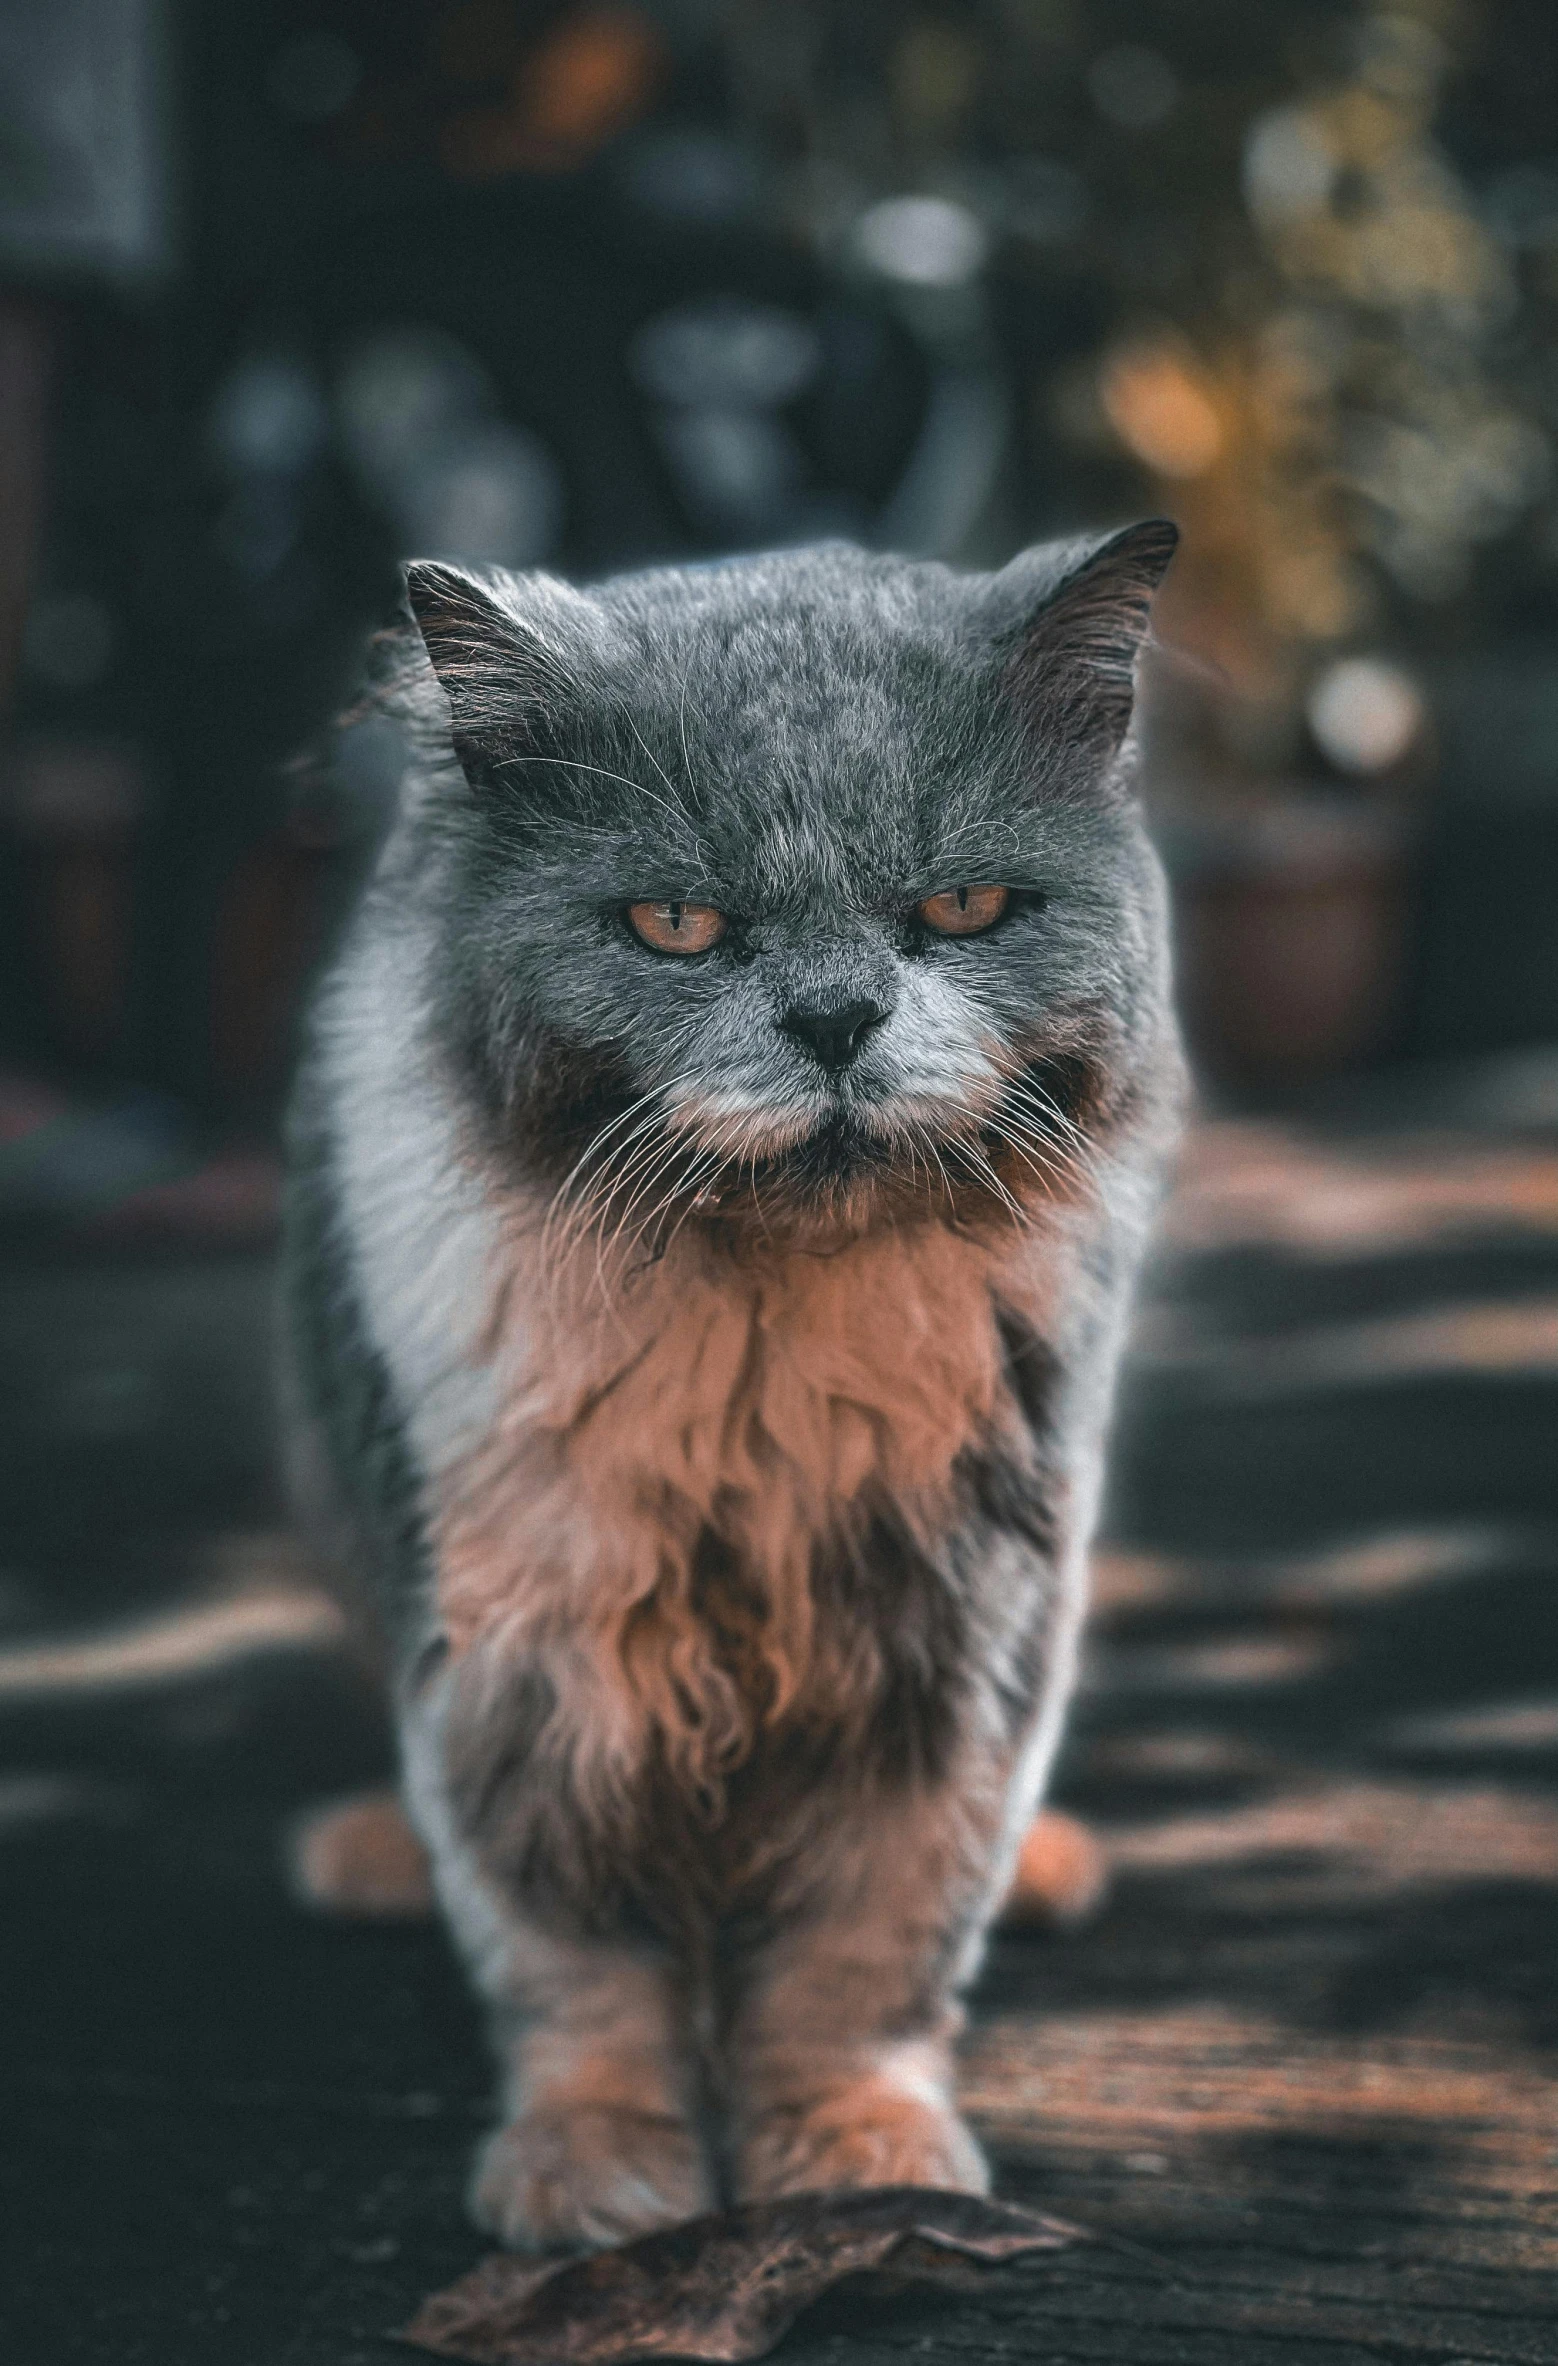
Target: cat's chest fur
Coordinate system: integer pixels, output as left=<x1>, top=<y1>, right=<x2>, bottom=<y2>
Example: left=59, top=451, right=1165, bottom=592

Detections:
left=427, top=1200, right=1063, bottom=1885
left=328, top=959, right=1066, bottom=1800
left=434, top=1213, right=1038, bottom=1654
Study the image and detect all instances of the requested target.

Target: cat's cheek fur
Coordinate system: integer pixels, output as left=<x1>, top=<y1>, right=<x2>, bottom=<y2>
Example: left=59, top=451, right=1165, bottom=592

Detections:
left=861, top=960, right=1007, bottom=1109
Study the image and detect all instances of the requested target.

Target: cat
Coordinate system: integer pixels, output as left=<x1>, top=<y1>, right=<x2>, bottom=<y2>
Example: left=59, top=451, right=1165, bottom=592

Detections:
left=280, top=523, right=1185, bottom=2252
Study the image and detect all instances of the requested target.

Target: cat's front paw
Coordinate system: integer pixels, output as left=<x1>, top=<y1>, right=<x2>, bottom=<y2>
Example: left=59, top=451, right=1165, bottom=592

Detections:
left=735, top=2078, right=989, bottom=2202
left=470, top=2102, right=713, bottom=2252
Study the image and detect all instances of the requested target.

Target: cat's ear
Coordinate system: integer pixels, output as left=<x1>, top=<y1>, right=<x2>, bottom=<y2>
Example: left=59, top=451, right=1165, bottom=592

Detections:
left=983, top=519, right=1178, bottom=775
left=403, top=559, right=585, bottom=785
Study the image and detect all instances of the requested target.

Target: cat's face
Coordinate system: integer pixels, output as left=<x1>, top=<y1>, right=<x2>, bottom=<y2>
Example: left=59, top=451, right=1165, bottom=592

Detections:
left=403, top=530, right=1176, bottom=1243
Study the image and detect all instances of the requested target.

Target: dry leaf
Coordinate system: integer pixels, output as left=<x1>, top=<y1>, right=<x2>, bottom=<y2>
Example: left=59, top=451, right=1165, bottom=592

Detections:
left=398, top=2186, right=1081, bottom=2365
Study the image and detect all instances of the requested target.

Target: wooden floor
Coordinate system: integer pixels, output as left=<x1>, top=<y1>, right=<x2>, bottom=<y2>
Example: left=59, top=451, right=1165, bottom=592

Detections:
left=2, top=1051, right=1557, bottom=2363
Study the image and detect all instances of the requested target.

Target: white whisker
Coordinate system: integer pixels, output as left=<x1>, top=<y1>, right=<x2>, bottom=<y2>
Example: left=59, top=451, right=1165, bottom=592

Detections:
left=498, top=753, right=701, bottom=845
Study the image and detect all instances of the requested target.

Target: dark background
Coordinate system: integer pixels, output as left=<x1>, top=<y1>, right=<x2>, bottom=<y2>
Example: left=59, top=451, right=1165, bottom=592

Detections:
left=2, top=0, right=1558, bottom=1200
left=2, top=10, right=1557, bottom=2365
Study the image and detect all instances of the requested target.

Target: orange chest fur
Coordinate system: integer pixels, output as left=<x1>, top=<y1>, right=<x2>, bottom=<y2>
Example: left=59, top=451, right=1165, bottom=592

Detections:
left=432, top=1221, right=1035, bottom=1664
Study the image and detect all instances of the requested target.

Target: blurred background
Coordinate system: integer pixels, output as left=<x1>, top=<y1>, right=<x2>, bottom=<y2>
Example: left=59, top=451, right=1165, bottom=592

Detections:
left=5, top=12, right=1558, bottom=2360
left=2, top=0, right=1557, bottom=1223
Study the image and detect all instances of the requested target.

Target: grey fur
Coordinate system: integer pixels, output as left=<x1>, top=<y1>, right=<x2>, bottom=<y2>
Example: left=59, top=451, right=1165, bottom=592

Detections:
left=282, top=528, right=1185, bottom=2248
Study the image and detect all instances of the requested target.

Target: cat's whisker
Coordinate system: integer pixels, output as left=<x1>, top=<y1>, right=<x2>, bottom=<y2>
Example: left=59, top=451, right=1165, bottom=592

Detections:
left=899, top=1127, right=928, bottom=1213
left=993, top=1121, right=1070, bottom=1187
left=983, top=1117, right=1073, bottom=1201
left=937, top=816, right=1025, bottom=870
left=542, top=1111, right=682, bottom=1317
left=594, top=1121, right=710, bottom=1284
left=907, top=1120, right=959, bottom=1222
left=675, top=645, right=707, bottom=807
left=643, top=1142, right=729, bottom=1270
left=619, top=707, right=689, bottom=821
left=748, top=1158, right=772, bottom=1247
left=956, top=1135, right=1026, bottom=1224
left=577, top=1133, right=678, bottom=1276
left=890, top=1116, right=928, bottom=1211
left=541, top=1101, right=668, bottom=1300
left=986, top=1095, right=1071, bottom=1162
left=497, top=753, right=701, bottom=847
left=609, top=1148, right=709, bottom=1287
left=990, top=1099, right=1087, bottom=1178
left=1006, top=1124, right=1094, bottom=1204
left=1017, top=1082, right=1093, bottom=1153
left=913, top=1126, right=955, bottom=1220
left=1005, top=1074, right=1095, bottom=1158
left=542, top=1094, right=662, bottom=1251
left=565, top=1106, right=669, bottom=1234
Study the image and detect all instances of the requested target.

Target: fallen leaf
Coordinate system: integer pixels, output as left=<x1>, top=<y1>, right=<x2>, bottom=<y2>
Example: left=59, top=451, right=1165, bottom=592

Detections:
left=397, top=2187, right=1081, bottom=2365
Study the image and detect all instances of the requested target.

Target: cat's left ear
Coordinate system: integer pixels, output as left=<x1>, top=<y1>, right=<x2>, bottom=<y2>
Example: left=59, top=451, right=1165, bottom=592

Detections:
left=982, top=518, right=1178, bottom=774
left=404, top=559, right=590, bottom=786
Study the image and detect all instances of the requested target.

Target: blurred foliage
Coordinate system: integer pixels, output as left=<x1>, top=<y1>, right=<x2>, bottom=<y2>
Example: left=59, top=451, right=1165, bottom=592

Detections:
left=705, top=0, right=1555, bottom=768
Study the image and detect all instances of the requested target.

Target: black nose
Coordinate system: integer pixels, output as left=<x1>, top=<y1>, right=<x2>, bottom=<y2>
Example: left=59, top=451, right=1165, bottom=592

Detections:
left=782, top=997, right=891, bottom=1073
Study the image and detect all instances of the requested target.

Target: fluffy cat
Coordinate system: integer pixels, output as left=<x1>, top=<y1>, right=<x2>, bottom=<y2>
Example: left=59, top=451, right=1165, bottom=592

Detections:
left=281, top=525, right=1185, bottom=2250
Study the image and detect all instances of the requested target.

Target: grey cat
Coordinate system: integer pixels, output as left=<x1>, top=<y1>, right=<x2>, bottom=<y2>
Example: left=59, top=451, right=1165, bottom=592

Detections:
left=281, top=525, right=1185, bottom=2250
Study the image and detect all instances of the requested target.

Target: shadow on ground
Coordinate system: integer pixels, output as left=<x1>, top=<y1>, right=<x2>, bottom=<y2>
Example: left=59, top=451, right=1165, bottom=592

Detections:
left=3, top=1058, right=1558, bottom=2361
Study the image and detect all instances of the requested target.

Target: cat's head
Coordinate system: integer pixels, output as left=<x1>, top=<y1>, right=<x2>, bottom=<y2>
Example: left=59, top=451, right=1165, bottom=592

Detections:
left=397, top=529, right=1179, bottom=1249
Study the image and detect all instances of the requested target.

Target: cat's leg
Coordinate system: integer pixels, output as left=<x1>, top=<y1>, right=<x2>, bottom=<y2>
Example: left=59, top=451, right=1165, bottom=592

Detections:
left=289, top=1787, right=435, bottom=1917
left=402, top=1685, right=713, bottom=2251
left=721, top=1779, right=1010, bottom=2202
left=467, top=1929, right=713, bottom=2251
left=1001, top=1809, right=1108, bottom=1929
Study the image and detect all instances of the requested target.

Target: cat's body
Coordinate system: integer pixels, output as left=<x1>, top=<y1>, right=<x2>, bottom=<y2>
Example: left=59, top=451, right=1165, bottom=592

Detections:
left=282, top=530, right=1184, bottom=2249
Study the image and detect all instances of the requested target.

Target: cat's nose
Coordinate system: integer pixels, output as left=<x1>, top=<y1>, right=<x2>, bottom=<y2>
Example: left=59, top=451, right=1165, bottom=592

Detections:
left=782, top=997, right=892, bottom=1073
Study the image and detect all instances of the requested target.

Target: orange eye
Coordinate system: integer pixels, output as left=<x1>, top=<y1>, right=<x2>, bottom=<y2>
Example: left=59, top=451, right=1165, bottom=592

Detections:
left=627, top=900, right=729, bottom=954
left=918, top=884, right=1010, bottom=937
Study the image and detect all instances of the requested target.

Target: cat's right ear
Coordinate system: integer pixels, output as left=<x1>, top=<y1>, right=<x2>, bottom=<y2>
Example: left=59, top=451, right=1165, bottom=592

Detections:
left=403, top=560, right=581, bottom=786
left=981, top=519, right=1178, bottom=783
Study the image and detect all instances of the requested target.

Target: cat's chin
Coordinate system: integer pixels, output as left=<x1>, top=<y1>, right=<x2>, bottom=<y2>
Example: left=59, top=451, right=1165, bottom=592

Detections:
left=669, top=1107, right=1035, bottom=1251
left=715, top=1108, right=908, bottom=1203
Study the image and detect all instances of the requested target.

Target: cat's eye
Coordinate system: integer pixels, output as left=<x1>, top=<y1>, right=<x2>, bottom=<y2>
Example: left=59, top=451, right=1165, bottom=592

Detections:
left=918, top=884, right=1010, bottom=937
left=627, top=900, right=729, bottom=955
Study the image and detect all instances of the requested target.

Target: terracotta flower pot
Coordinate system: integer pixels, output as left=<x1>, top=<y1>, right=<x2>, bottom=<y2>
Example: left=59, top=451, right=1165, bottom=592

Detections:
left=1160, top=794, right=1413, bottom=1088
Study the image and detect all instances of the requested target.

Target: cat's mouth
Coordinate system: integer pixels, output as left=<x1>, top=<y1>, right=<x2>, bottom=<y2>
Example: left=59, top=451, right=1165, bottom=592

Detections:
left=764, top=1107, right=890, bottom=1185
left=671, top=1087, right=958, bottom=1181
left=670, top=1077, right=990, bottom=1163
left=547, top=1052, right=1103, bottom=1257
left=658, top=1072, right=1094, bottom=1236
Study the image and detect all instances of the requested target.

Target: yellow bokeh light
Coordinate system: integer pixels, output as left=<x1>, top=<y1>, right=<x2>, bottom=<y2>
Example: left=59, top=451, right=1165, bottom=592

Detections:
left=1099, top=345, right=1225, bottom=479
